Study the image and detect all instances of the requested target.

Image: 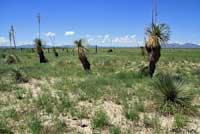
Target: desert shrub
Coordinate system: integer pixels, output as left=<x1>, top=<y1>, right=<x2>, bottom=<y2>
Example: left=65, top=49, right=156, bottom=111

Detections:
left=92, top=110, right=109, bottom=129
left=152, top=74, right=195, bottom=115
left=5, top=54, right=19, bottom=64
left=11, top=69, right=29, bottom=83
left=172, top=114, right=189, bottom=130
left=109, top=126, right=121, bottom=134
left=28, top=112, right=43, bottom=134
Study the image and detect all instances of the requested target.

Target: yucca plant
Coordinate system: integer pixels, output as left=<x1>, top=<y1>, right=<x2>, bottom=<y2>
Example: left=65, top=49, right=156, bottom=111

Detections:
left=145, top=23, right=170, bottom=77
left=140, top=46, right=145, bottom=57
left=74, top=39, right=91, bottom=70
left=53, top=47, right=59, bottom=57
left=152, top=74, right=195, bottom=115
left=34, top=38, right=47, bottom=63
left=49, top=36, right=59, bottom=57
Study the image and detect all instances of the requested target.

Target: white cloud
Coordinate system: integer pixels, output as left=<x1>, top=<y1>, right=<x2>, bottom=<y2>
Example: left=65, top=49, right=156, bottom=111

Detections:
left=64, top=31, right=75, bottom=36
left=86, top=34, right=139, bottom=47
left=0, top=36, right=8, bottom=45
left=45, top=32, right=56, bottom=37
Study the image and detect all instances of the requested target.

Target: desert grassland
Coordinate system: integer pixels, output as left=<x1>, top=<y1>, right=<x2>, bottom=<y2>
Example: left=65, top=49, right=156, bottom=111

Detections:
left=0, top=48, right=200, bottom=134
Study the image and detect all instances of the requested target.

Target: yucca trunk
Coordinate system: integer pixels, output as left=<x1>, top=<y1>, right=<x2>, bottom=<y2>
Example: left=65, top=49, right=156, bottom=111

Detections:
left=140, top=47, right=145, bottom=56
left=37, top=46, right=47, bottom=63
left=78, top=47, right=90, bottom=70
left=146, top=45, right=161, bottom=77
left=53, top=48, right=59, bottom=57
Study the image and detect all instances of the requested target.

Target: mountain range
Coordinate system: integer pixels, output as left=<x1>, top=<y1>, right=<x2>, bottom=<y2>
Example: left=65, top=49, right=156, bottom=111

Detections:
left=0, top=43, right=199, bottom=49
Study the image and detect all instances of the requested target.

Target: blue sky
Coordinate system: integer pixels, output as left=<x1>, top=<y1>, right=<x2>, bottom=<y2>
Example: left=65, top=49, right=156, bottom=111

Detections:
left=0, top=0, right=200, bottom=47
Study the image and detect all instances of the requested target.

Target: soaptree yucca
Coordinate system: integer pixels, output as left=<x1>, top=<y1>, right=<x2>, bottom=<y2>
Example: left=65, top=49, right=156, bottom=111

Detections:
left=74, top=39, right=90, bottom=70
left=153, top=74, right=195, bottom=115
left=34, top=38, right=48, bottom=63
left=145, top=23, right=170, bottom=77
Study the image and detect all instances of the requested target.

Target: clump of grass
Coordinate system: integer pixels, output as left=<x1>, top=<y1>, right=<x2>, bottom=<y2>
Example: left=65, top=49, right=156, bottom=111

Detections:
left=11, top=69, right=29, bottom=83
left=54, top=119, right=67, bottom=132
left=152, top=74, right=195, bottom=115
left=195, top=68, right=200, bottom=76
left=0, top=80, right=22, bottom=92
left=109, top=126, right=121, bottom=134
left=3, top=108, right=19, bottom=121
left=143, top=115, right=161, bottom=132
left=91, top=110, right=109, bottom=130
left=57, top=92, right=72, bottom=113
left=123, top=103, right=140, bottom=121
left=28, top=112, right=43, bottom=134
left=0, top=53, right=6, bottom=58
left=0, top=81, right=13, bottom=92
left=35, top=94, right=54, bottom=113
left=0, top=121, right=13, bottom=134
left=5, top=54, right=19, bottom=64
left=134, top=102, right=145, bottom=112
left=172, top=114, right=189, bottom=130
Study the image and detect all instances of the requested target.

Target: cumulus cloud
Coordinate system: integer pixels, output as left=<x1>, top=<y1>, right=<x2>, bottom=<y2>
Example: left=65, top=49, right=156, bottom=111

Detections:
left=45, top=32, right=56, bottom=37
left=0, top=36, right=8, bottom=45
left=64, top=31, right=75, bottom=36
left=86, top=34, right=139, bottom=47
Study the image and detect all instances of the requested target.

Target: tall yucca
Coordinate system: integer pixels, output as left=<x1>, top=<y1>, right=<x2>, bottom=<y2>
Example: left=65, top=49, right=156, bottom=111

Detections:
left=34, top=38, right=47, bottom=63
left=145, top=23, right=170, bottom=77
left=146, top=23, right=170, bottom=48
left=74, top=39, right=90, bottom=70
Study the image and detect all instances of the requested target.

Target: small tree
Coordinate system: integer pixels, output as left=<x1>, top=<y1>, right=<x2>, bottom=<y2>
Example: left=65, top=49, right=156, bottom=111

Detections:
left=34, top=38, right=48, bottom=63
left=145, top=23, right=170, bottom=77
left=74, top=39, right=91, bottom=71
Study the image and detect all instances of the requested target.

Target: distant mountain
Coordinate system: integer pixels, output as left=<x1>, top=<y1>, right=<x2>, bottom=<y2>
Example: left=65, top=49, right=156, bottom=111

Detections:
left=0, top=44, right=74, bottom=49
left=163, top=43, right=200, bottom=48
left=0, top=43, right=200, bottom=49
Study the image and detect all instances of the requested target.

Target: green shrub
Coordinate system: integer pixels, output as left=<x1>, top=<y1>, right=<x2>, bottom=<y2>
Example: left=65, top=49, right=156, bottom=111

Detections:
left=11, top=69, right=29, bottom=83
left=5, top=54, right=19, bottom=64
left=92, top=110, right=109, bottom=129
left=152, top=74, right=195, bottom=115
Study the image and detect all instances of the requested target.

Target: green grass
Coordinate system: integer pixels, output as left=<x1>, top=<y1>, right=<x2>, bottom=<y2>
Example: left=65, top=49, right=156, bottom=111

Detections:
left=91, top=110, right=109, bottom=130
left=0, top=48, right=199, bottom=133
left=173, top=114, right=189, bottom=131
left=28, top=112, right=43, bottom=134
